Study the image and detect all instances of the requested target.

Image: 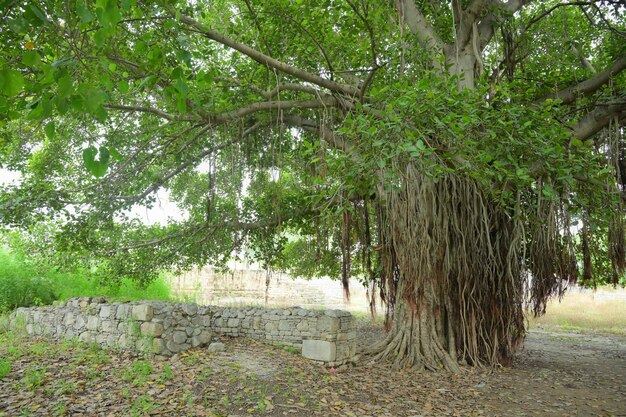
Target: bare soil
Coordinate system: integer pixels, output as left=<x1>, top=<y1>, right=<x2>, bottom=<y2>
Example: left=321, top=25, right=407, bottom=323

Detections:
left=1, top=323, right=624, bottom=416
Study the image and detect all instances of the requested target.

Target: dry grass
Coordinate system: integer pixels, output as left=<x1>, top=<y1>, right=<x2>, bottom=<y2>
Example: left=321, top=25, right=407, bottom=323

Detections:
left=528, top=287, right=626, bottom=335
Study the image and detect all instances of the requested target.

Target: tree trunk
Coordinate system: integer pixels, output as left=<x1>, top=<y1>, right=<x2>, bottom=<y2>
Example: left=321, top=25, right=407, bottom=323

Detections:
left=367, top=168, right=526, bottom=371
left=367, top=279, right=460, bottom=372
left=445, top=47, right=478, bottom=90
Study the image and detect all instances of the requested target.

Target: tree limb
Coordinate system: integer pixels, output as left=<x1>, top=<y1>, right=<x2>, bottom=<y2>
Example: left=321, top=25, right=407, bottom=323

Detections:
left=104, top=104, right=195, bottom=121
left=572, top=99, right=626, bottom=140
left=169, top=7, right=359, bottom=97
left=397, top=0, right=446, bottom=64
left=477, top=0, right=530, bottom=50
left=207, top=97, right=341, bottom=124
left=538, top=56, right=626, bottom=105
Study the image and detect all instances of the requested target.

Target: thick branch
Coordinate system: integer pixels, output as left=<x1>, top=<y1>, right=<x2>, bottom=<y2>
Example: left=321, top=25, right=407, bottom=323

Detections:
left=572, top=100, right=626, bottom=140
left=540, top=56, right=626, bottom=104
left=207, top=97, right=340, bottom=124
left=397, top=0, right=445, bottom=63
left=170, top=8, right=359, bottom=97
left=105, top=104, right=194, bottom=121
left=477, top=0, right=530, bottom=50
left=281, top=114, right=355, bottom=154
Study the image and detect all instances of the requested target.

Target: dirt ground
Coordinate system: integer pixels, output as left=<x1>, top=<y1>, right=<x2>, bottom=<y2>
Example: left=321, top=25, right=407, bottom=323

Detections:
left=481, top=330, right=626, bottom=417
left=1, top=323, right=625, bottom=417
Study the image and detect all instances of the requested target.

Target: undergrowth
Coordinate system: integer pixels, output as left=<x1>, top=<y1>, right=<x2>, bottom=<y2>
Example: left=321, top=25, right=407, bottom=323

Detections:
left=0, top=247, right=172, bottom=313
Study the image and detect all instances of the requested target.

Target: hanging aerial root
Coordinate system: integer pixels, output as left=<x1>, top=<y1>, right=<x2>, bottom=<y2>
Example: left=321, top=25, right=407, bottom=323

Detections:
left=368, top=167, right=526, bottom=370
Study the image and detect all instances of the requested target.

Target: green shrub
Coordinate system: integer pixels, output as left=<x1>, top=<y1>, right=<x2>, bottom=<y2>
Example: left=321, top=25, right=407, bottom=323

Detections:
left=0, top=248, right=56, bottom=312
left=0, top=247, right=172, bottom=312
left=0, top=358, right=11, bottom=379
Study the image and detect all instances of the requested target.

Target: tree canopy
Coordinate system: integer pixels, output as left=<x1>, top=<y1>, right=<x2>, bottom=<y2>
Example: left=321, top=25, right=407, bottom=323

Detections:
left=1, top=0, right=624, bottom=370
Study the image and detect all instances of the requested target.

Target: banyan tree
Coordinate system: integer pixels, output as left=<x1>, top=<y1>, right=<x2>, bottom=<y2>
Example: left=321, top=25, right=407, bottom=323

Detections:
left=1, top=0, right=624, bottom=370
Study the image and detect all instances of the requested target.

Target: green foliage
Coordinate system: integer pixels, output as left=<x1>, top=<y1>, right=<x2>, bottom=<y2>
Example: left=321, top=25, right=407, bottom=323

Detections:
left=0, top=0, right=623, bottom=293
left=0, top=358, right=11, bottom=379
left=0, top=246, right=171, bottom=313
left=0, top=247, right=56, bottom=312
left=23, top=366, right=47, bottom=390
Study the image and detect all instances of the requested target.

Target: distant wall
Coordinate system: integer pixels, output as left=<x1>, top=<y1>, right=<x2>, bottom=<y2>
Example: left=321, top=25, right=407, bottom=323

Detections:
left=10, top=297, right=356, bottom=366
left=168, top=267, right=374, bottom=311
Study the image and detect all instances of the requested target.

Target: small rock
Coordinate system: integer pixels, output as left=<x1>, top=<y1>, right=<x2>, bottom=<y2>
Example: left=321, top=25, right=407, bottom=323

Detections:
left=208, top=342, right=225, bottom=353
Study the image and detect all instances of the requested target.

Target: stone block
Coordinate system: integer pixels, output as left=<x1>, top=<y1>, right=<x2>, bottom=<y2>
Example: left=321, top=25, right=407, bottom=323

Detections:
left=278, top=321, right=294, bottom=331
left=132, top=304, right=154, bottom=321
left=86, top=316, right=100, bottom=331
left=317, top=316, right=339, bottom=332
left=302, top=340, right=336, bottom=362
left=63, top=313, right=75, bottom=327
left=79, top=331, right=95, bottom=343
left=191, top=331, right=211, bottom=347
left=182, top=303, right=198, bottom=316
left=228, top=318, right=240, bottom=327
left=116, top=304, right=131, bottom=320
left=141, top=322, right=164, bottom=337
left=73, top=315, right=86, bottom=331
left=99, top=305, right=113, bottom=319
left=106, top=334, right=118, bottom=348
left=101, top=320, right=116, bottom=333
left=208, top=342, right=225, bottom=353
left=152, top=338, right=165, bottom=354
left=173, top=330, right=187, bottom=344
left=65, top=328, right=76, bottom=339
left=166, top=340, right=186, bottom=353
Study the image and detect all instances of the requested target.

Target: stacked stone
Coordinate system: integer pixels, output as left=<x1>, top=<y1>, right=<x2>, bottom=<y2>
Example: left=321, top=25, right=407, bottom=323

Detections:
left=11, top=298, right=356, bottom=365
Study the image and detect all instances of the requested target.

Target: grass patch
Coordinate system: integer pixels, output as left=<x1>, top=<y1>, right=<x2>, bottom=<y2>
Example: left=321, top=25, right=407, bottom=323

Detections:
left=0, top=358, right=10, bottom=379
left=0, top=247, right=172, bottom=312
left=528, top=289, right=626, bottom=335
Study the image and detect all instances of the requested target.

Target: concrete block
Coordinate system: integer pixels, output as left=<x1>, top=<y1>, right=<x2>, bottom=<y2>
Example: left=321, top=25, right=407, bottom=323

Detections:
left=302, top=339, right=337, bottom=362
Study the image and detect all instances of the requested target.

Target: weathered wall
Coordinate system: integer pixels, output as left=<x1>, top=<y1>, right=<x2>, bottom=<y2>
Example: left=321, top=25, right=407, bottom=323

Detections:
left=10, top=297, right=356, bottom=366
left=168, top=266, right=375, bottom=311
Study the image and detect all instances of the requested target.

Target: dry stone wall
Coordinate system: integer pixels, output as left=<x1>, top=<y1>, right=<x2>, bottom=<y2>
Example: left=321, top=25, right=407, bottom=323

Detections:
left=10, top=297, right=356, bottom=366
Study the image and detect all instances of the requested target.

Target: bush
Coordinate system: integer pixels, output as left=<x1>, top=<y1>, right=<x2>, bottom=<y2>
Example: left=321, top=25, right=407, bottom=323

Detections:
left=0, top=248, right=56, bottom=312
left=0, top=247, right=172, bottom=312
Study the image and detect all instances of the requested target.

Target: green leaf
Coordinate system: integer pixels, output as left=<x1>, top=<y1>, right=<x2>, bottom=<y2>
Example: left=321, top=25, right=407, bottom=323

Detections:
left=174, top=77, right=188, bottom=96
left=117, top=80, right=130, bottom=94
left=84, top=89, right=108, bottom=114
left=83, top=146, right=97, bottom=167
left=572, top=138, right=583, bottom=147
left=109, top=147, right=123, bottom=161
left=76, top=1, right=94, bottom=23
left=82, top=146, right=110, bottom=177
left=29, top=5, right=47, bottom=22
left=93, top=29, right=107, bottom=48
left=57, top=75, right=74, bottom=98
left=44, top=121, right=55, bottom=139
left=0, top=69, right=25, bottom=97
left=23, top=51, right=41, bottom=66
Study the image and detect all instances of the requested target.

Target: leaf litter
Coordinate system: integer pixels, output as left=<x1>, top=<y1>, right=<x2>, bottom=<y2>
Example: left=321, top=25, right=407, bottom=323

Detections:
left=0, top=323, right=624, bottom=416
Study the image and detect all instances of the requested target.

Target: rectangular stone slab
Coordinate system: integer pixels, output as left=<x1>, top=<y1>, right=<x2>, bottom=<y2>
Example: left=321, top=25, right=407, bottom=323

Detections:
left=302, top=339, right=337, bottom=362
